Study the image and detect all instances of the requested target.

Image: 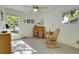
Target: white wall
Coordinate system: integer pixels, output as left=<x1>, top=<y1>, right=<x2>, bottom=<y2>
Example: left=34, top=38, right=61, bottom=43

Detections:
left=0, top=6, right=39, bottom=39
left=0, top=6, right=6, bottom=31
left=38, top=5, right=79, bottom=48
left=0, top=5, right=79, bottom=48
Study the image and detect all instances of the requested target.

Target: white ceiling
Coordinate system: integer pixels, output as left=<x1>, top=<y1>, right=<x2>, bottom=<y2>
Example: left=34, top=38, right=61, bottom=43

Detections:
left=1, top=5, right=62, bottom=13
left=1, top=5, right=79, bottom=13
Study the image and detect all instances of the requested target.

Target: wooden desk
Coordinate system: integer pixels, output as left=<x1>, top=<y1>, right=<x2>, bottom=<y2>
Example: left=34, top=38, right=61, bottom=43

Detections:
left=0, top=33, right=11, bottom=54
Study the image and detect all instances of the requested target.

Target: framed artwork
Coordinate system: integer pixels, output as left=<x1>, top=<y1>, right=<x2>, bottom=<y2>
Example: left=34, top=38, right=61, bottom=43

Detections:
left=27, top=19, right=34, bottom=24
left=27, top=19, right=30, bottom=23
left=30, top=19, right=34, bottom=24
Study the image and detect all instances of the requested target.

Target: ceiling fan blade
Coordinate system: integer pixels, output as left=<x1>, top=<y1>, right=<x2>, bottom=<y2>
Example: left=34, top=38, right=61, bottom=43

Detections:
left=39, top=6, right=47, bottom=9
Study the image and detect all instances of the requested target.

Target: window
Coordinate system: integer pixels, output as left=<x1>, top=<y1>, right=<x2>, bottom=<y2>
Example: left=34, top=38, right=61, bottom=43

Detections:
left=7, top=15, right=20, bottom=35
left=62, top=12, right=69, bottom=24
left=62, top=9, right=79, bottom=24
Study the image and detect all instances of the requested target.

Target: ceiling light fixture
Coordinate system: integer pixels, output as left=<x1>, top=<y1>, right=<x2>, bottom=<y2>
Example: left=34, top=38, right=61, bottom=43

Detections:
left=33, top=8, right=38, bottom=12
left=33, top=6, right=39, bottom=12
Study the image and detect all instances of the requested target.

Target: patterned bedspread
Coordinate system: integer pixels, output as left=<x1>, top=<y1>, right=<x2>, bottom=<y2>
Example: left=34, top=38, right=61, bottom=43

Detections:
left=11, top=40, right=36, bottom=54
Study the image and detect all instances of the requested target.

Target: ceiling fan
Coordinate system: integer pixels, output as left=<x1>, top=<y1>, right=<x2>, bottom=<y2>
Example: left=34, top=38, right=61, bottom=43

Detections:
left=33, top=5, right=47, bottom=12
left=33, top=5, right=39, bottom=12
left=24, top=5, right=48, bottom=12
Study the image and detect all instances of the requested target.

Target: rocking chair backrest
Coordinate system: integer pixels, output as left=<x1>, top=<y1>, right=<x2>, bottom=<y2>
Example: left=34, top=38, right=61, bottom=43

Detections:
left=53, top=28, right=60, bottom=40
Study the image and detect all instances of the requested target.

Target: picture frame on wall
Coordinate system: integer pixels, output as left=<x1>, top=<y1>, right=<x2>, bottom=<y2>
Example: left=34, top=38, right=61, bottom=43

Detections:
left=30, top=19, right=34, bottom=24
left=27, top=19, right=34, bottom=24
left=27, top=19, right=30, bottom=23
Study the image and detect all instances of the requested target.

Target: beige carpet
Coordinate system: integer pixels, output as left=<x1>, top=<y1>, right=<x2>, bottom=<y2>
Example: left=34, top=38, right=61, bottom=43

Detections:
left=15, top=37, right=79, bottom=54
